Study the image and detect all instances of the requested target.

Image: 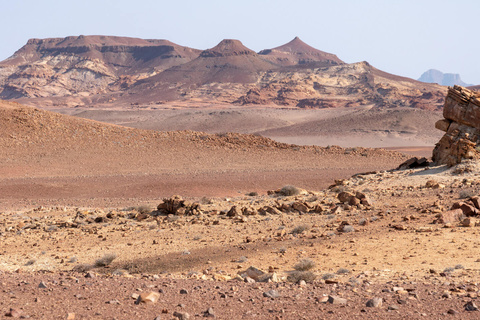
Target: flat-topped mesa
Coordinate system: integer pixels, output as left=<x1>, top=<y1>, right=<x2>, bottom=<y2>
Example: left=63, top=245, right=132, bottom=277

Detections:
left=200, top=39, right=257, bottom=58
left=432, top=85, right=480, bottom=165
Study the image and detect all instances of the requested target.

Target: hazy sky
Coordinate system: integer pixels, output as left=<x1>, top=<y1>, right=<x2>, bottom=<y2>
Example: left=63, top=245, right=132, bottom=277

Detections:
left=2, top=0, right=479, bottom=84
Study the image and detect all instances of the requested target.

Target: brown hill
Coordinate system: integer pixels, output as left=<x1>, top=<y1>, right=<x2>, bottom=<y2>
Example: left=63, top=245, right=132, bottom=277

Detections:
left=259, top=36, right=344, bottom=67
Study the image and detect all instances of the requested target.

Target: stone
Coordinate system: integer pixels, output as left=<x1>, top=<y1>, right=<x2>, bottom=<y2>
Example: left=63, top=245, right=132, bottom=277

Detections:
left=435, top=209, right=464, bottom=224
left=435, top=119, right=451, bottom=132
left=471, top=197, right=480, bottom=210
left=447, top=309, right=458, bottom=315
left=360, top=197, right=372, bottom=206
left=459, top=203, right=478, bottom=216
left=388, top=305, right=399, bottom=311
left=204, top=307, right=215, bottom=318
left=131, top=293, right=140, bottom=300
left=245, top=266, right=266, bottom=280
left=338, top=192, right=354, bottom=203
left=425, top=180, right=440, bottom=188
left=292, top=202, right=309, bottom=212
left=257, top=272, right=279, bottom=283
left=67, top=313, right=75, bottom=320
left=348, top=196, right=360, bottom=206
left=136, top=291, right=160, bottom=304
left=327, top=295, right=347, bottom=305
left=462, top=217, right=476, bottom=227
left=263, top=289, right=280, bottom=299
left=244, top=276, right=256, bottom=283
left=173, top=311, right=190, bottom=320
left=5, top=308, right=22, bottom=318
left=366, top=297, right=383, bottom=308
left=179, top=289, right=188, bottom=294
left=38, top=281, right=48, bottom=288
left=227, top=206, right=241, bottom=217
left=264, top=206, right=281, bottom=215
left=465, top=301, right=479, bottom=311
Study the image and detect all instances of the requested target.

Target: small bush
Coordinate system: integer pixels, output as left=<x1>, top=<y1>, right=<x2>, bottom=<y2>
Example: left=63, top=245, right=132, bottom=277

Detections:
left=443, top=267, right=455, bottom=273
left=337, top=268, right=350, bottom=274
left=247, top=191, right=258, bottom=197
left=291, top=224, right=309, bottom=235
left=279, top=185, right=301, bottom=196
left=287, top=271, right=317, bottom=283
left=68, top=256, right=78, bottom=263
left=72, top=263, right=93, bottom=273
left=278, top=247, right=287, bottom=254
left=454, top=264, right=465, bottom=270
left=459, top=190, right=476, bottom=199
left=294, top=259, right=316, bottom=271
left=322, top=273, right=336, bottom=280
left=94, top=253, right=117, bottom=267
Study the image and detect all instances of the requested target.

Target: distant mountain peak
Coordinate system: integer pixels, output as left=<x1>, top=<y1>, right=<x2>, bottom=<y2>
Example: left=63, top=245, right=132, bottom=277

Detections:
left=418, top=69, right=472, bottom=87
left=258, top=38, right=343, bottom=66
left=200, top=39, right=256, bottom=58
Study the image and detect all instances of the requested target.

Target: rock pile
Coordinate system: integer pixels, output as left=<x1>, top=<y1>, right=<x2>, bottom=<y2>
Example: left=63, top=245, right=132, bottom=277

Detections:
left=433, top=85, right=480, bottom=165
left=434, top=195, right=480, bottom=225
left=156, top=196, right=202, bottom=215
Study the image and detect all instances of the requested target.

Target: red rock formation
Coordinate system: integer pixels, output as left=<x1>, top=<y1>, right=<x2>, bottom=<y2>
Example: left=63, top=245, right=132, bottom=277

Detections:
left=432, top=85, right=480, bottom=165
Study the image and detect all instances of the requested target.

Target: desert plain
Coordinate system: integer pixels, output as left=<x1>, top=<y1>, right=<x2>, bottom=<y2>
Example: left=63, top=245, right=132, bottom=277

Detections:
left=1, top=36, right=480, bottom=320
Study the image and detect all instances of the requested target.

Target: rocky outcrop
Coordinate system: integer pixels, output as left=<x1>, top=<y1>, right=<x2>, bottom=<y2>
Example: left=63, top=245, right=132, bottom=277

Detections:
left=432, top=85, right=480, bottom=165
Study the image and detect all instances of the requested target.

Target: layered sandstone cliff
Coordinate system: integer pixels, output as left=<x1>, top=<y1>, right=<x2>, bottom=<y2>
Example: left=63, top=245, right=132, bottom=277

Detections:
left=433, top=85, right=480, bottom=165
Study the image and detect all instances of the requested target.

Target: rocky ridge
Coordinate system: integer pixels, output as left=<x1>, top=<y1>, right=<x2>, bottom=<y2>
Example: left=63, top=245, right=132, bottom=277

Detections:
left=0, top=35, right=447, bottom=110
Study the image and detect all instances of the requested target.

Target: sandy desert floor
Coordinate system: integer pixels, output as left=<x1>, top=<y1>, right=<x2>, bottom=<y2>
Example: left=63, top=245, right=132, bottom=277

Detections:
left=2, top=101, right=480, bottom=319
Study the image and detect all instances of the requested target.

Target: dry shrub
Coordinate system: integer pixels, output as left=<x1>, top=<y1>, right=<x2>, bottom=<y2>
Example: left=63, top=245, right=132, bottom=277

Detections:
left=322, top=273, right=336, bottom=280
left=72, top=263, right=93, bottom=273
left=337, top=268, right=350, bottom=274
left=294, top=259, right=316, bottom=271
left=459, top=190, right=476, bottom=199
left=94, top=253, right=117, bottom=267
left=291, top=224, right=309, bottom=235
left=287, top=271, right=317, bottom=283
left=279, top=185, right=301, bottom=196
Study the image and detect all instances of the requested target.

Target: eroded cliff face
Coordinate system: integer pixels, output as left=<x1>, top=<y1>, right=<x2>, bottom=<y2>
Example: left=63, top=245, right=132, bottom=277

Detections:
left=433, top=86, right=480, bottom=165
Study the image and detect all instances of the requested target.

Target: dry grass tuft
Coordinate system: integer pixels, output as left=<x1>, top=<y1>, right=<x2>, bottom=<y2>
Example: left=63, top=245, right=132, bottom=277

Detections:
left=294, top=259, right=316, bottom=271
left=279, top=185, right=301, bottom=196
left=287, top=271, right=317, bottom=283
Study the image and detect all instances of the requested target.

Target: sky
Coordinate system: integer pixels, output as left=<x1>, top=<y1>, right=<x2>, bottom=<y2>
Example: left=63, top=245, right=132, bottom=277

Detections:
left=1, top=0, right=479, bottom=84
